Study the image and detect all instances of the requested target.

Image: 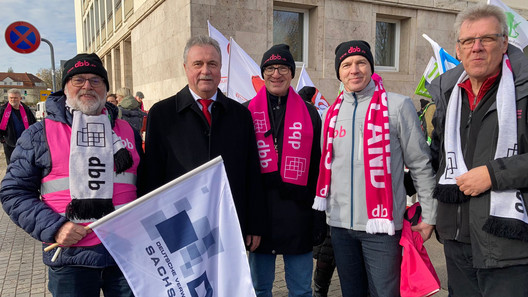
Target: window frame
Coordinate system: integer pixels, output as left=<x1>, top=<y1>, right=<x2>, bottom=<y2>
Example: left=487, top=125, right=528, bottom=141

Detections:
left=375, top=17, right=401, bottom=72
left=273, top=6, right=309, bottom=67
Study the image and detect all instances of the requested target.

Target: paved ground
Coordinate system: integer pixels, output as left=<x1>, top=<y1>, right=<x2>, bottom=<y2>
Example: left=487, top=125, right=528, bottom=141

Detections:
left=0, top=148, right=449, bottom=296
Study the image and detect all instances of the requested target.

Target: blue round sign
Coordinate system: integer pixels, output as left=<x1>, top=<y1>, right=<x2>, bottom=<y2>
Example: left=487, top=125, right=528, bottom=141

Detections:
left=5, top=21, right=41, bottom=54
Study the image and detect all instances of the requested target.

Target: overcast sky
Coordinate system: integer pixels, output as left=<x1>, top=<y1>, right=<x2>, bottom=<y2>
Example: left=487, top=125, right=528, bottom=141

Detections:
left=0, top=0, right=77, bottom=75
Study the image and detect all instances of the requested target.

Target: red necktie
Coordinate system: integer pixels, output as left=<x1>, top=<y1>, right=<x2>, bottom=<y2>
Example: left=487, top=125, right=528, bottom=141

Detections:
left=198, top=99, right=213, bottom=125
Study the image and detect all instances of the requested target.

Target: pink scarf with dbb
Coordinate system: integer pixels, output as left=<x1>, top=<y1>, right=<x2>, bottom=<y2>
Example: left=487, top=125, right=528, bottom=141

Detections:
left=0, top=103, right=29, bottom=131
left=248, top=86, right=313, bottom=186
left=313, top=74, right=395, bottom=235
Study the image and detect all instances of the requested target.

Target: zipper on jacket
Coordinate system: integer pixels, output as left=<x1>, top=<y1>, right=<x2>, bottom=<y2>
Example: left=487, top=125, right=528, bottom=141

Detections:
left=462, top=110, right=473, bottom=157
left=350, top=93, right=358, bottom=229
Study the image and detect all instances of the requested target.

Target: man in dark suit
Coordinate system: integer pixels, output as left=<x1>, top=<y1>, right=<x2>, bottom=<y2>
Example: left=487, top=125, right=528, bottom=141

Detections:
left=140, top=35, right=265, bottom=251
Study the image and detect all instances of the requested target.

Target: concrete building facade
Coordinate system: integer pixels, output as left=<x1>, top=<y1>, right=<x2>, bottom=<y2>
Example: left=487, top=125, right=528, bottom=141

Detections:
left=74, top=0, right=528, bottom=110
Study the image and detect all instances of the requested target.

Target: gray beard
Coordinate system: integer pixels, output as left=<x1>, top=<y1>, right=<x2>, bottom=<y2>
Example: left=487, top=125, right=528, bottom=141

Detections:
left=65, top=92, right=105, bottom=115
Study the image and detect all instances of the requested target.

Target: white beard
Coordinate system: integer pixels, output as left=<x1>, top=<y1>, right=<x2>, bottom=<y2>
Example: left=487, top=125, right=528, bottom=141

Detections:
left=65, top=89, right=105, bottom=115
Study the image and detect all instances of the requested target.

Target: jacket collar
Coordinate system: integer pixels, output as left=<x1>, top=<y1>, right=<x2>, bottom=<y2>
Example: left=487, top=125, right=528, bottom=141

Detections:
left=343, top=79, right=375, bottom=103
left=176, top=85, right=229, bottom=114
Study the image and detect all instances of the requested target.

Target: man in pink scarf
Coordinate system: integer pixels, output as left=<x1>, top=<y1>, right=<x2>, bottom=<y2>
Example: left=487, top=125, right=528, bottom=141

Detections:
left=315, top=40, right=437, bottom=297
left=247, top=44, right=324, bottom=297
left=0, top=89, right=36, bottom=164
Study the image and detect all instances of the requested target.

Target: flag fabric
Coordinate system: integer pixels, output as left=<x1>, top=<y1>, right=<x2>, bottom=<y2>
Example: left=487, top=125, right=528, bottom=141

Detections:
left=208, top=21, right=230, bottom=93
left=226, top=38, right=263, bottom=102
left=489, top=0, right=528, bottom=50
left=296, top=65, right=330, bottom=114
left=414, top=57, right=441, bottom=98
left=422, top=34, right=460, bottom=74
left=91, top=157, right=256, bottom=297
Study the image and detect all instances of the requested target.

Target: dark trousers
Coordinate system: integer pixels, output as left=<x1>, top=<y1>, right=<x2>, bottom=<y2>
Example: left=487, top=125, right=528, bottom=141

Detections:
left=48, top=265, right=133, bottom=297
left=444, top=239, right=528, bottom=297
left=331, top=227, right=401, bottom=297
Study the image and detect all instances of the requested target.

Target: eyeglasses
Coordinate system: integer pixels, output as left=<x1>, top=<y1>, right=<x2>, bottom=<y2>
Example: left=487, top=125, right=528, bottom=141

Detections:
left=70, top=76, right=104, bottom=87
left=263, top=66, right=290, bottom=75
left=457, top=34, right=504, bottom=49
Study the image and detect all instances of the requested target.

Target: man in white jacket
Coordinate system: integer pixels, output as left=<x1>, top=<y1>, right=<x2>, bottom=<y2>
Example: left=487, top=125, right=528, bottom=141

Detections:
left=313, top=40, right=437, bottom=297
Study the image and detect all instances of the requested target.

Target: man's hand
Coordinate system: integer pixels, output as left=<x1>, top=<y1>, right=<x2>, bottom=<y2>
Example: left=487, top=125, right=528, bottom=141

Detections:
left=245, top=235, right=261, bottom=252
left=411, top=221, right=434, bottom=242
left=54, top=222, right=90, bottom=247
left=456, top=165, right=492, bottom=196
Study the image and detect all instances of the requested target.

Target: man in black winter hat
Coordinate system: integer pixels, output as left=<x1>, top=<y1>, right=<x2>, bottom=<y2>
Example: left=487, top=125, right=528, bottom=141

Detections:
left=313, top=40, right=437, bottom=296
left=0, top=52, right=143, bottom=296
left=246, top=44, right=325, bottom=297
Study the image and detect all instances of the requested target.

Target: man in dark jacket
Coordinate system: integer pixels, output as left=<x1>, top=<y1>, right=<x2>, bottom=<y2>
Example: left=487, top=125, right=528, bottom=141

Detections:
left=429, top=4, right=528, bottom=296
left=118, top=94, right=147, bottom=131
left=246, top=44, right=323, bottom=297
left=0, top=53, right=143, bottom=296
left=0, top=89, right=36, bottom=164
left=140, top=35, right=265, bottom=252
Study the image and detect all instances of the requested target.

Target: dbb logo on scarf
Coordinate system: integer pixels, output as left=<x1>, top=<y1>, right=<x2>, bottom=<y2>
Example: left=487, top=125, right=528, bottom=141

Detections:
left=88, top=157, right=106, bottom=190
left=372, top=204, right=389, bottom=218
left=257, top=140, right=272, bottom=168
left=287, top=122, right=303, bottom=149
left=118, top=136, right=134, bottom=150
left=516, top=192, right=526, bottom=214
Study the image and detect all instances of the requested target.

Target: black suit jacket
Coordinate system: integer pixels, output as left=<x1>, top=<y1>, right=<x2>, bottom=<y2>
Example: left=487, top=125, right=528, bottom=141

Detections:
left=139, top=86, right=265, bottom=237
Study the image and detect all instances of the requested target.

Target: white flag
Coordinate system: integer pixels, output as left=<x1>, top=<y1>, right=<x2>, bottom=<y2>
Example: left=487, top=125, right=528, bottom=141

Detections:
left=488, top=0, right=528, bottom=50
left=415, top=57, right=441, bottom=98
left=208, top=21, right=230, bottom=93
left=422, top=34, right=460, bottom=74
left=295, top=65, right=329, bottom=114
left=226, top=38, right=263, bottom=102
left=92, top=157, right=256, bottom=297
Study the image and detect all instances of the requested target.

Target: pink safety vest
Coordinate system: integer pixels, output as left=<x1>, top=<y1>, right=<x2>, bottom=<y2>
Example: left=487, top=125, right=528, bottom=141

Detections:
left=41, top=118, right=140, bottom=247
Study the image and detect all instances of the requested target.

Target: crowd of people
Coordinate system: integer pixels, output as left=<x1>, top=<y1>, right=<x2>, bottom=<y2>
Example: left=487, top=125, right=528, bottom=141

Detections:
left=1, top=3, right=528, bottom=297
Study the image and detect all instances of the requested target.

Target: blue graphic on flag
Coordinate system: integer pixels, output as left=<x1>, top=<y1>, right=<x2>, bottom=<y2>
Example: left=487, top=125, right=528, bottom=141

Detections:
left=157, top=211, right=198, bottom=253
left=188, top=271, right=213, bottom=297
left=139, top=194, right=225, bottom=276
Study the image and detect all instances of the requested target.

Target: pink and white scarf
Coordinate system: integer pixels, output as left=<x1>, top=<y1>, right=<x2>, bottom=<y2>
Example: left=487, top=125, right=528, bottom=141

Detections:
left=313, top=74, right=395, bottom=235
left=0, top=103, right=29, bottom=131
left=248, top=86, right=313, bottom=186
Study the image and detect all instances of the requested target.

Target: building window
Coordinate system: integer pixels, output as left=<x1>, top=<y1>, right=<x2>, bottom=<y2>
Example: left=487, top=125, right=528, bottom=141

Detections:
left=106, top=0, right=113, bottom=20
left=273, top=7, right=309, bottom=66
left=95, top=0, right=100, bottom=34
left=375, top=18, right=400, bottom=71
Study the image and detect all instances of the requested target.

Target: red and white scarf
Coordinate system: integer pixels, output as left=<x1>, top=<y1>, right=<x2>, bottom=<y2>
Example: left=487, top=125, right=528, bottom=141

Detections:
left=0, top=103, right=29, bottom=131
left=248, top=86, right=313, bottom=186
left=313, top=74, right=395, bottom=235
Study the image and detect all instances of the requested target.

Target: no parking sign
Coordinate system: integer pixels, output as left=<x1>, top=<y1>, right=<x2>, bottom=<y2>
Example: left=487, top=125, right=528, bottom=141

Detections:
left=5, top=21, right=41, bottom=54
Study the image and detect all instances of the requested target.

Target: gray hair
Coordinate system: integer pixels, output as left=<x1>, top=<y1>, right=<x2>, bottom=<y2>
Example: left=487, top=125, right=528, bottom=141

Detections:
left=115, top=87, right=131, bottom=97
left=183, top=35, right=222, bottom=64
left=7, top=89, right=21, bottom=97
left=454, top=4, right=508, bottom=38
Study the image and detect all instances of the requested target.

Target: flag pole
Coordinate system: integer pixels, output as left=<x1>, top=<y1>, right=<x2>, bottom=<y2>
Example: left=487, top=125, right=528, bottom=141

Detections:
left=44, top=156, right=224, bottom=257
left=226, top=37, right=233, bottom=98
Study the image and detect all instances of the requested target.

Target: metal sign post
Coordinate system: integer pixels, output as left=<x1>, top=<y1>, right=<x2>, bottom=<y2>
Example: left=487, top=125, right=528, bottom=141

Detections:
left=5, top=21, right=57, bottom=92
left=41, top=38, right=56, bottom=92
